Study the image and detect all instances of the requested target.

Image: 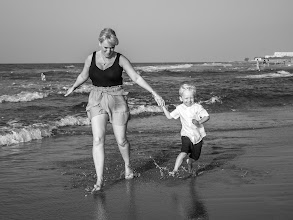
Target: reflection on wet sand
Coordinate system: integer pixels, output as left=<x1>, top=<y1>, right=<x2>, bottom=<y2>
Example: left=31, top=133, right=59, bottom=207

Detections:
left=93, top=193, right=108, bottom=220
left=171, top=178, right=209, bottom=219
left=92, top=177, right=208, bottom=220
left=93, top=180, right=138, bottom=220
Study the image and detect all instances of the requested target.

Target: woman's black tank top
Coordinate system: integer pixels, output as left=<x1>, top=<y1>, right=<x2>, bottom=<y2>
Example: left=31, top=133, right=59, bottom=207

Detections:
left=89, top=51, right=123, bottom=87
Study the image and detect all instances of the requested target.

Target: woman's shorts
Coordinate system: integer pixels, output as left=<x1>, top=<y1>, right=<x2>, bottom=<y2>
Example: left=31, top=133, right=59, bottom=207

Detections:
left=86, top=86, right=130, bottom=125
left=181, top=136, right=203, bottom=161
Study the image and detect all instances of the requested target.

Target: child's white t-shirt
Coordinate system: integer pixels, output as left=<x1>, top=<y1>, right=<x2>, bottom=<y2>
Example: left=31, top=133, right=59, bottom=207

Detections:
left=170, top=103, right=209, bottom=144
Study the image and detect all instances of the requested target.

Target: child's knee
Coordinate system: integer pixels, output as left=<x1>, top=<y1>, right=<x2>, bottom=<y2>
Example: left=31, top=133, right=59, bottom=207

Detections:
left=179, top=152, right=188, bottom=158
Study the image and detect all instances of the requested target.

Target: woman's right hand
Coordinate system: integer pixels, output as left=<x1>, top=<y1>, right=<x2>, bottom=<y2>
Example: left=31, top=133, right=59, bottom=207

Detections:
left=64, top=86, right=75, bottom=97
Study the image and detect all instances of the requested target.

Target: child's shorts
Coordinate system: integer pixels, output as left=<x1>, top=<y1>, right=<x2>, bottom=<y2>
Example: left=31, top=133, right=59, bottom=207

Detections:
left=181, top=136, right=203, bottom=160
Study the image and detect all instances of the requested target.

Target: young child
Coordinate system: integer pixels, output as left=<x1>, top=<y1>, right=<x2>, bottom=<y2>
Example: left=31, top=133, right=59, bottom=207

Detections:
left=161, top=83, right=210, bottom=175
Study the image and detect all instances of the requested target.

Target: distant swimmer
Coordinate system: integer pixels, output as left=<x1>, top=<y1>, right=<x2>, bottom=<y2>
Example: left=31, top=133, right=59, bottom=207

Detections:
left=41, top=73, right=46, bottom=81
left=256, top=59, right=260, bottom=71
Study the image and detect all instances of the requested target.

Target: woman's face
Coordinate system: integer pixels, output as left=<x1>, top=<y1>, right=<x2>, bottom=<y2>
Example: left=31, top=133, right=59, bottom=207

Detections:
left=100, top=40, right=115, bottom=58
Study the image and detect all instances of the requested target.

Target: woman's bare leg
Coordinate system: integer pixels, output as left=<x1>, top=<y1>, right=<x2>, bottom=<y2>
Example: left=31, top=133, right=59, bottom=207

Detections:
left=91, top=114, right=108, bottom=190
left=112, top=123, right=133, bottom=178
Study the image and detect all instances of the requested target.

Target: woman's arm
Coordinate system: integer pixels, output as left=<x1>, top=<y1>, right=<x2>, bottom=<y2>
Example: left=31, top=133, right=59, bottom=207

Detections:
left=119, top=55, right=164, bottom=106
left=64, top=55, right=91, bottom=97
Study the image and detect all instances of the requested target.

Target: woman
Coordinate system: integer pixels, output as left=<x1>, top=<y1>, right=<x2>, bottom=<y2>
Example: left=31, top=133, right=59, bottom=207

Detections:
left=65, top=28, right=164, bottom=192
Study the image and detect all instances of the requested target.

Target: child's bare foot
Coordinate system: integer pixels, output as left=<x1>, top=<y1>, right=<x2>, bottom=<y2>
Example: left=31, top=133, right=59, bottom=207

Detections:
left=168, top=170, right=178, bottom=177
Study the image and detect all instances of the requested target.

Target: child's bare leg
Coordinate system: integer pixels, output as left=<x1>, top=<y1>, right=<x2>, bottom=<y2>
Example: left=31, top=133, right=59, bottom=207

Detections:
left=170, top=152, right=187, bottom=175
left=186, top=158, right=194, bottom=173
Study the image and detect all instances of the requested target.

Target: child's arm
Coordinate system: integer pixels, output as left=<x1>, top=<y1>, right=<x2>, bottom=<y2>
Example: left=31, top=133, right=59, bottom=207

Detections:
left=192, top=115, right=210, bottom=126
left=162, top=106, right=173, bottom=119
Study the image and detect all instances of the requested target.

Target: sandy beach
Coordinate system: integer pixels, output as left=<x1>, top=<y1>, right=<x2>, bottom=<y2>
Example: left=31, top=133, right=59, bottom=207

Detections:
left=85, top=106, right=293, bottom=220
left=2, top=106, right=292, bottom=220
left=1, top=0, right=293, bottom=219
left=1, top=63, right=293, bottom=220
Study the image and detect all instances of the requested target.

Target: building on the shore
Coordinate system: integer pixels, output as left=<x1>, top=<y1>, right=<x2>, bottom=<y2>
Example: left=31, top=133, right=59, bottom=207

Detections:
left=267, top=52, right=293, bottom=57
left=254, top=52, right=293, bottom=65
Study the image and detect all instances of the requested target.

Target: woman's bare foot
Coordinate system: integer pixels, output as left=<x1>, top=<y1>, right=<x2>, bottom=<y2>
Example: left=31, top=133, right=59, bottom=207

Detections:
left=125, top=165, right=140, bottom=179
left=91, top=178, right=104, bottom=193
left=125, top=165, right=134, bottom=179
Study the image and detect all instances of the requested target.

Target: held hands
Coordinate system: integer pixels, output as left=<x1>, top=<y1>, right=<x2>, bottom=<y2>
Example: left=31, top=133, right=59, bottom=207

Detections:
left=153, top=94, right=165, bottom=107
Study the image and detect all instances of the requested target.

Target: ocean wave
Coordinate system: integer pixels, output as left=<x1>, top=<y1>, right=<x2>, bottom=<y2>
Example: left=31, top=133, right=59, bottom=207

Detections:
left=55, top=115, right=90, bottom=126
left=201, top=62, right=232, bottom=67
left=64, top=65, right=75, bottom=68
left=0, top=114, right=90, bottom=146
left=0, top=91, right=49, bottom=103
left=123, top=81, right=134, bottom=86
left=201, top=96, right=222, bottom=104
left=58, top=84, right=93, bottom=95
left=130, top=105, right=163, bottom=115
left=0, top=105, right=164, bottom=145
left=238, top=70, right=293, bottom=79
left=0, top=124, right=53, bottom=146
left=135, top=64, right=193, bottom=72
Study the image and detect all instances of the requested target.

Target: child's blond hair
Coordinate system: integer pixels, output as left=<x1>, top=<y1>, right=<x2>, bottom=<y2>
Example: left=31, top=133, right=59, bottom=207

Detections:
left=179, top=83, right=196, bottom=97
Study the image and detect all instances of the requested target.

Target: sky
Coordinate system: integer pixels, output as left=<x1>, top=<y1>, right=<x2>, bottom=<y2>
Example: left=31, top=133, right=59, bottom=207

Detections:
left=0, top=0, right=293, bottom=63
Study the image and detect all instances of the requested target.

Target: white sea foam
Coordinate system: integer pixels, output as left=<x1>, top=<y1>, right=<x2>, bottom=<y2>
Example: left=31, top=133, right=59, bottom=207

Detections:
left=59, top=84, right=93, bottom=95
left=0, top=91, right=49, bottom=103
left=130, top=105, right=163, bottom=115
left=135, top=64, right=193, bottom=72
left=55, top=115, right=90, bottom=126
left=201, top=96, right=222, bottom=104
left=64, top=65, right=75, bottom=68
left=0, top=125, right=52, bottom=146
left=201, top=62, right=232, bottom=67
left=238, top=70, right=293, bottom=79
left=0, top=106, right=164, bottom=146
left=0, top=115, right=90, bottom=146
left=123, top=81, right=134, bottom=86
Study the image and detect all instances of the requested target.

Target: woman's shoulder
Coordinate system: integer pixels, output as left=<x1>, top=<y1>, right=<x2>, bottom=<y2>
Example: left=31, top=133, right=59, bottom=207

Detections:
left=86, top=51, right=96, bottom=60
left=117, top=52, right=126, bottom=60
left=84, top=52, right=96, bottom=66
left=118, top=53, right=131, bottom=66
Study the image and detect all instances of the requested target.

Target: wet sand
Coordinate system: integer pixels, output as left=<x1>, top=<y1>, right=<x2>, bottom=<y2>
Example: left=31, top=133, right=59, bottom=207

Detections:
left=90, top=107, right=293, bottom=220
left=1, top=106, right=293, bottom=220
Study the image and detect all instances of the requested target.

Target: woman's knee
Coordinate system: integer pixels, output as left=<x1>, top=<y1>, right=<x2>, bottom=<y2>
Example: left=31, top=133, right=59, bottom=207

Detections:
left=93, top=136, right=105, bottom=147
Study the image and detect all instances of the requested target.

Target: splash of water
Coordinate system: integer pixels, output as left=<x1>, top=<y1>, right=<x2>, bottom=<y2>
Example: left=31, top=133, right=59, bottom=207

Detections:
left=150, top=156, right=170, bottom=178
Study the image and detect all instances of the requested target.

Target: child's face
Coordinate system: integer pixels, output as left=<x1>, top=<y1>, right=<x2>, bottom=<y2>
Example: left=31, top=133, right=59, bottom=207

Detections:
left=179, top=90, right=195, bottom=107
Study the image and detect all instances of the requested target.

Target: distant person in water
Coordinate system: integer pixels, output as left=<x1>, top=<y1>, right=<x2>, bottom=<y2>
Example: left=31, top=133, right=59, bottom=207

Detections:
left=64, top=28, right=165, bottom=192
left=256, top=59, right=260, bottom=71
left=161, top=83, right=209, bottom=176
left=41, top=73, right=46, bottom=81
left=263, top=59, right=266, bottom=68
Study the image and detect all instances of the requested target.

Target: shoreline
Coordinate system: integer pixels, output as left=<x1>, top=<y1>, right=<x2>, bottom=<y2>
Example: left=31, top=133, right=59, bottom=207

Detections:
left=66, top=106, right=293, bottom=219
left=1, top=106, right=293, bottom=219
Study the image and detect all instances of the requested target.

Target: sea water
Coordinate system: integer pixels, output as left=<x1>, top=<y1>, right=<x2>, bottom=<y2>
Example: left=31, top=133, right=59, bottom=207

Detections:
left=1, top=62, right=293, bottom=219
